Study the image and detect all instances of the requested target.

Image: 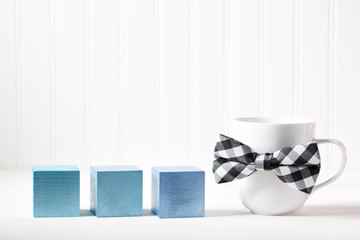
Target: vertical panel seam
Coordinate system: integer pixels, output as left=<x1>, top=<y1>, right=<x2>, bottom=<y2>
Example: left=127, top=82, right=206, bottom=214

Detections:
left=153, top=0, right=157, bottom=166
left=84, top=0, right=92, bottom=168
left=119, top=0, right=127, bottom=165
left=258, top=0, right=266, bottom=116
left=293, top=0, right=302, bottom=117
left=223, top=0, right=230, bottom=133
left=49, top=0, right=56, bottom=165
left=153, top=0, right=158, bottom=166
left=257, top=0, right=262, bottom=115
left=263, top=0, right=267, bottom=116
left=153, top=0, right=163, bottom=165
left=15, top=0, right=22, bottom=168
left=328, top=0, right=337, bottom=169
left=119, top=0, right=122, bottom=165
left=228, top=0, right=233, bottom=132
left=293, top=0, right=297, bottom=117
left=188, top=0, right=198, bottom=165
left=333, top=0, right=337, bottom=161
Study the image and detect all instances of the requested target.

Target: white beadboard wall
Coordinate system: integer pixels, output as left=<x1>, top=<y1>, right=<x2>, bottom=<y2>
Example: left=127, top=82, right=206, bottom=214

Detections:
left=0, top=0, right=359, bottom=171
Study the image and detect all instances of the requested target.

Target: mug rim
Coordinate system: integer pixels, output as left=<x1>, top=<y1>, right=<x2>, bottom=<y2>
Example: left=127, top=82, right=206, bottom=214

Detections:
left=234, top=117, right=315, bottom=125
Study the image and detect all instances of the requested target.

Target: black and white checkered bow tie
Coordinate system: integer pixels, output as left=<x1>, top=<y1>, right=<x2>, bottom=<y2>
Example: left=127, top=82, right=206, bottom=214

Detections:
left=213, top=134, right=321, bottom=194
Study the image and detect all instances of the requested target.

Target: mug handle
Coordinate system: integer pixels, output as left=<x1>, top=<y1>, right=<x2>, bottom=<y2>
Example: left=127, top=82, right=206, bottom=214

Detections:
left=312, top=138, right=347, bottom=192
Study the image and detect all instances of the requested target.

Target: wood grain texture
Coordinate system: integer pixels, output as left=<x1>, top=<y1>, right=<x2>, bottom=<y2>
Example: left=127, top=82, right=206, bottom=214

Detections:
left=32, top=165, right=80, bottom=217
left=151, top=166, right=205, bottom=218
left=90, top=165, right=143, bottom=217
left=3, top=169, right=360, bottom=239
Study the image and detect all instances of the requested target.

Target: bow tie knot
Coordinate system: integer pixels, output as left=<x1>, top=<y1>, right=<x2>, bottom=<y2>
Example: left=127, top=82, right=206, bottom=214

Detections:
left=212, top=134, right=321, bottom=194
left=255, top=153, right=273, bottom=171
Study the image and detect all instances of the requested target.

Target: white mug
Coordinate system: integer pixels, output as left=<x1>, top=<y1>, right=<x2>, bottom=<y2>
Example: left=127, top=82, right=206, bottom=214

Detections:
left=232, top=117, right=347, bottom=215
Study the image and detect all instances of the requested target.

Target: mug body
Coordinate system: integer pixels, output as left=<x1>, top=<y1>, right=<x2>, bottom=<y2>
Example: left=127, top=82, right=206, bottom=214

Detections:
left=232, top=117, right=316, bottom=215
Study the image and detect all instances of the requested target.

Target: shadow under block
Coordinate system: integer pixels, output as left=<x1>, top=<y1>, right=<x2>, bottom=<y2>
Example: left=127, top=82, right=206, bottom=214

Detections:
left=90, top=165, right=143, bottom=217
left=151, top=166, right=205, bottom=218
left=33, top=165, right=80, bottom=218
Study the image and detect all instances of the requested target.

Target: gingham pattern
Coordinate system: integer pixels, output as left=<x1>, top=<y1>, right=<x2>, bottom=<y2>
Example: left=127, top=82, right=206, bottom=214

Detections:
left=213, top=134, right=321, bottom=194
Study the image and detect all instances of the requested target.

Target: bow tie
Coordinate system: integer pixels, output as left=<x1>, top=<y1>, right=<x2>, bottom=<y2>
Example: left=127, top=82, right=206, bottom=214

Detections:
left=212, top=134, right=321, bottom=194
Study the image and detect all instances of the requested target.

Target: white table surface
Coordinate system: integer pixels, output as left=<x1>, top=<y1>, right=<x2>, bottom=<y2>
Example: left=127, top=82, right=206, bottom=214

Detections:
left=0, top=169, right=359, bottom=240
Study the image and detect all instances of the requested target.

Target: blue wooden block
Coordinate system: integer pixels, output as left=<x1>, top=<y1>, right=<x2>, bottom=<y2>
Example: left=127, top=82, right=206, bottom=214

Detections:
left=90, top=165, right=143, bottom=217
left=33, top=165, right=80, bottom=218
left=151, top=166, right=205, bottom=218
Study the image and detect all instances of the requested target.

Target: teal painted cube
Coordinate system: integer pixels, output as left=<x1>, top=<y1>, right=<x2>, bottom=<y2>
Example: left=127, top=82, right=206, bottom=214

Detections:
left=90, top=165, right=143, bottom=217
left=33, top=165, right=80, bottom=218
left=152, top=166, right=205, bottom=218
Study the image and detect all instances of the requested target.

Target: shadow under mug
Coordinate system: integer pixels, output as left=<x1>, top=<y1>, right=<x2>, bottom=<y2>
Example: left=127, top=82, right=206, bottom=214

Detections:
left=232, top=117, right=347, bottom=215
